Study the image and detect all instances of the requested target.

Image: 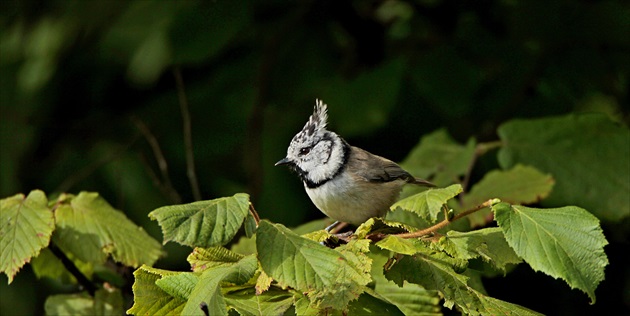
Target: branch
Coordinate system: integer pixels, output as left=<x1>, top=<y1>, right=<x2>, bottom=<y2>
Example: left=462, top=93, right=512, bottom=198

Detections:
left=132, top=117, right=182, bottom=204
left=173, top=67, right=202, bottom=201
left=48, top=242, right=97, bottom=296
left=394, top=199, right=500, bottom=239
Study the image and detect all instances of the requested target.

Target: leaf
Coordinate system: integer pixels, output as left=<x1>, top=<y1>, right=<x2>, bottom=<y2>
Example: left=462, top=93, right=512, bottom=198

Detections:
left=254, top=269, right=272, bottom=295
left=155, top=272, right=200, bottom=301
left=375, top=235, right=425, bottom=256
left=182, top=255, right=258, bottom=316
left=346, top=291, right=405, bottom=316
left=372, top=283, right=441, bottom=316
left=492, top=203, right=609, bottom=303
left=31, top=248, right=93, bottom=284
left=400, top=129, right=477, bottom=187
left=497, top=113, right=630, bottom=221
left=45, top=289, right=123, bottom=316
left=390, top=184, right=462, bottom=222
left=149, top=193, right=250, bottom=248
left=187, top=246, right=244, bottom=272
left=436, top=228, right=522, bottom=272
left=224, top=287, right=294, bottom=316
left=256, top=221, right=371, bottom=310
left=385, top=254, right=541, bottom=315
left=0, top=190, right=54, bottom=283
left=127, top=265, right=186, bottom=315
left=354, top=218, right=412, bottom=240
left=463, top=165, right=555, bottom=227
left=53, top=192, right=163, bottom=267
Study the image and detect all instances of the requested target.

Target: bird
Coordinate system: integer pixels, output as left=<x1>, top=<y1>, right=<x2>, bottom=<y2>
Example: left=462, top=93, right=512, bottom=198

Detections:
left=275, top=99, right=435, bottom=228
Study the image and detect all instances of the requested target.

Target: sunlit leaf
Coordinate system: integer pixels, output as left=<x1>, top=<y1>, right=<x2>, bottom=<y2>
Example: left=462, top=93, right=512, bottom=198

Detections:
left=224, top=287, right=293, bottom=316
left=149, top=193, right=250, bottom=248
left=127, top=265, right=186, bottom=315
left=0, top=190, right=54, bottom=283
left=187, top=246, right=244, bottom=272
left=492, top=203, right=609, bottom=303
left=155, top=272, right=199, bottom=301
left=436, top=227, right=522, bottom=272
left=372, top=283, right=441, bottom=316
left=53, top=192, right=162, bottom=267
left=256, top=221, right=371, bottom=310
left=182, top=255, right=258, bottom=316
left=498, top=114, right=630, bottom=221
left=390, top=184, right=462, bottom=223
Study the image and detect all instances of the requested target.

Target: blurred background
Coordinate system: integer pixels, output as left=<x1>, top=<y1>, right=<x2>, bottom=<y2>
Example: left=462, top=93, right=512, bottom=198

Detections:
left=1, top=0, right=628, bottom=315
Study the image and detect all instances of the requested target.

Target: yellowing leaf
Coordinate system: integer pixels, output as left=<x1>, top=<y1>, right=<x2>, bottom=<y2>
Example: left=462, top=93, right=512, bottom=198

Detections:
left=53, top=192, right=162, bottom=267
left=492, top=203, right=609, bottom=303
left=187, top=246, right=244, bottom=272
left=127, top=265, right=186, bottom=315
left=0, top=190, right=54, bottom=283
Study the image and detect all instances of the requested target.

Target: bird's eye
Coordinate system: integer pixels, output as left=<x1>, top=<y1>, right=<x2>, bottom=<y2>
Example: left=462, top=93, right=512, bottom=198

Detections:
left=299, top=147, right=311, bottom=156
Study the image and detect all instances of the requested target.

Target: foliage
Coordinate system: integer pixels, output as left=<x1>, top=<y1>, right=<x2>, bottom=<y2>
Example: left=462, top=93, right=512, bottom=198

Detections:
left=1, top=0, right=629, bottom=314
left=4, top=112, right=623, bottom=315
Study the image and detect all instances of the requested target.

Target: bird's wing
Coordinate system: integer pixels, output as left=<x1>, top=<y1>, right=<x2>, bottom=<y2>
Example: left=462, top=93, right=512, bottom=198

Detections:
left=348, top=146, right=414, bottom=182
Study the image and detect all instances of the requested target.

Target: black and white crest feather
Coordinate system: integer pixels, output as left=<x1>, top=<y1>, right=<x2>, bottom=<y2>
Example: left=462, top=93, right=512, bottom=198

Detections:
left=296, top=99, right=328, bottom=142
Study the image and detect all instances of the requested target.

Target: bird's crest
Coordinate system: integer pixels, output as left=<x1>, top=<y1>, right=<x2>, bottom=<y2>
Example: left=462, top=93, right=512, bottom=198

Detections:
left=295, top=99, right=329, bottom=142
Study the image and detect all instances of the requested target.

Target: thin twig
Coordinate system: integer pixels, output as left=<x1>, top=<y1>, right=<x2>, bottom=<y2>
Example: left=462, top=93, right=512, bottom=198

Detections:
left=394, top=199, right=500, bottom=239
left=173, top=67, right=202, bottom=201
left=48, top=241, right=97, bottom=296
left=132, top=117, right=181, bottom=204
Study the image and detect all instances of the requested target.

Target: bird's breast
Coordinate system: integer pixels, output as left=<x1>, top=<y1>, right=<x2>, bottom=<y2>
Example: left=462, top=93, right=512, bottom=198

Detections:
left=304, top=172, right=405, bottom=225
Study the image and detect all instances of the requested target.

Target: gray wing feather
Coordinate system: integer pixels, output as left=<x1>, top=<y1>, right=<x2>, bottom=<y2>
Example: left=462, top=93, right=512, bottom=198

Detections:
left=348, top=146, right=421, bottom=183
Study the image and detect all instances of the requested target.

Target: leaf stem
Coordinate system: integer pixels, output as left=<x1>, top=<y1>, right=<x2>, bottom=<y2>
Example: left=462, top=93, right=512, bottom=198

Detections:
left=394, top=199, right=500, bottom=239
left=249, top=203, right=261, bottom=226
left=48, top=241, right=97, bottom=296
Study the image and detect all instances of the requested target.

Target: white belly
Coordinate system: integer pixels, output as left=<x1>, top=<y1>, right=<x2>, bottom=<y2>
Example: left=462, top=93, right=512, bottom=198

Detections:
left=305, top=172, right=405, bottom=225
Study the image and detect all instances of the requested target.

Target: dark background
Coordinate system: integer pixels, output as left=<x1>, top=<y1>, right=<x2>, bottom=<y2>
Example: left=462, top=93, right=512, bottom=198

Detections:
left=1, top=0, right=628, bottom=315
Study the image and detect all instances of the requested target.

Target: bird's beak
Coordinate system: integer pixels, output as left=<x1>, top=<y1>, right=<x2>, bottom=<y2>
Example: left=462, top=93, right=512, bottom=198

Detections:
left=275, top=157, right=291, bottom=166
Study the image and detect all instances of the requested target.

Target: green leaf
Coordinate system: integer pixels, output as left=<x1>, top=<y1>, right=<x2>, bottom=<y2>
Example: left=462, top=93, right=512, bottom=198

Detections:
left=45, top=289, right=123, bottom=316
left=256, top=221, right=371, bottom=310
left=346, top=291, right=405, bottom=316
left=375, top=235, right=425, bottom=256
left=53, top=192, right=162, bottom=267
left=390, top=184, right=462, bottom=222
left=354, top=218, right=412, bottom=240
left=497, top=114, right=630, bottom=221
left=182, top=255, right=258, bottom=316
left=187, top=246, right=245, bottom=272
left=372, top=283, right=441, bottom=316
left=155, top=272, right=200, bottom=301
left=436, top=228, right=522, bottom=272
left=385, top=254, right=541, bottom=315
left=224, top=287, right=294, bottom=316
left=463, top=165, right=555, bottom=227
left=149, top=193, right=250, bottom=248
left=400, top=129, right=476, bottom=188
left=127, top=265, right=186, bottom=315
left=31, top=248, right=93, bottom=284
left=492, top=203, right=609, bottom=303
left=0, top=190, right=54, bottom=283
